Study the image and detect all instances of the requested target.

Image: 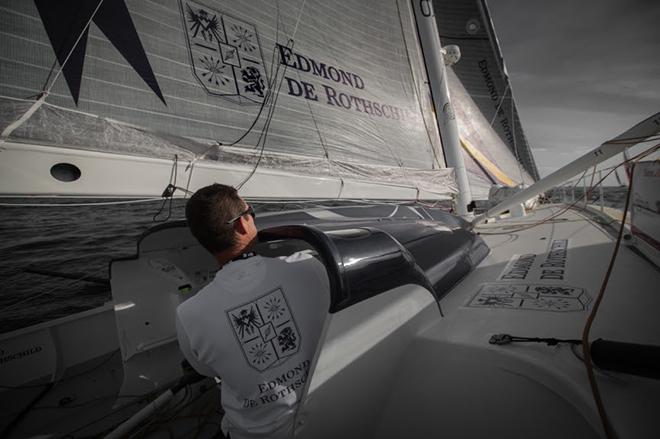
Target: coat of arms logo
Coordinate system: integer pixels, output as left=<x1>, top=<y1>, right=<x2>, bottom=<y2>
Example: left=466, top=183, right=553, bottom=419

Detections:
left=468, top=283, right=591, bottom=312
left=227, top=289, right=301, bottom=371
left=180, top=0, right=268, bottom=104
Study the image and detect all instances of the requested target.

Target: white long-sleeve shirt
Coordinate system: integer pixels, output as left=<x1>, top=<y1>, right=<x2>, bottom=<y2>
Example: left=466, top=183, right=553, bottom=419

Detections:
left=176, top=252, right=329, bottom=438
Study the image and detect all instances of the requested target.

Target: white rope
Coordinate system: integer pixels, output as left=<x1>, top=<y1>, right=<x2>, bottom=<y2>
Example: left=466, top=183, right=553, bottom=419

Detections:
left=3, top=266, right=108, bottom=313
left=290, top=0, right=308, bottom=40
left=0, top=1, right=105, bottom=145
left=0, top=93, right=48, bottom=145
left=488, top=82, right=510, bottom=126
left=44, top=0, right=106, bottom=94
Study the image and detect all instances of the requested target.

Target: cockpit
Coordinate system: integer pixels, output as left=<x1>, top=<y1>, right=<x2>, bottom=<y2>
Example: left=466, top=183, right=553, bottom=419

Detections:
left=108, top=206, right=489, bottom=435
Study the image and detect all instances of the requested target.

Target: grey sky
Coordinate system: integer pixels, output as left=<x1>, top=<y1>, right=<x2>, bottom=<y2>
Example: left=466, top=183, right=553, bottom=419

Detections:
left=487, top=0, right=660, bottom=178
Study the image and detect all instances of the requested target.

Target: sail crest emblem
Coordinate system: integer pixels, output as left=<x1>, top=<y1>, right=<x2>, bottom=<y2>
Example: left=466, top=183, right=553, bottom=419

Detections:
left=180, top=0, right=268, bottom=104
left=227, top=289, right=301, bottom=371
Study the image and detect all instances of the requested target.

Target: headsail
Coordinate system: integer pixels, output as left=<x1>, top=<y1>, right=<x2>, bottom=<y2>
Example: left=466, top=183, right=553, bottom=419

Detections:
left=432, top=0, right=539, bottom=197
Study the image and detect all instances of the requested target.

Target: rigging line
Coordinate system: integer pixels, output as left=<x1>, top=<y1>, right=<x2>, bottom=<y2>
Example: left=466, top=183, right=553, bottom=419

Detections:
left=587, top=155, right=656, bottom=175
left=294, top=72, right=329, bottom=161
left=235, top=42, right=293, bottom=190
left=0, top=198, right=163, bottom=207
left=613, top=166, right=624, bottom=186
left=58, top=387, right=163, bottom=438
left=477, top=143, right=659, bottom=235
left=489, top=333, right=582, bottom=346
left=185, top=11, right=289, bottom=173
left=239, top=71, right=285, bottom=180
left=2, top=265, right=109, bottom=313
left=184, top=80, right=271, bottom=170
left=184, top=161, right=195, bottom=196
left=4, top=4, right=139, bottom=148
left=622, top=149, right=632, bottom=181
left=139, top=386, right=214, bottom=438
left=290, top=0, right=308, bottom=41
left=0, top=382, right=55, bottom=438
left=38, top=1, right=104, bottom=92
left=282, top=40, right=347, bottom=198
left=477, top=170, right=588, bottom=235
left=293, top=68, right=346, bottom=196
left=587, top=165, right=597, bottom=200
left=581, top=163, right=635, bottom=439
left=134, top=386, right=193, bottom=437
left=488, top=82, right=510, bottom=127
left=510, top=93, right=525, bottom=183
left=481, top=166, right=614, bottom=235
left=275, top=0, right=281, bottom=58
left=35, top=393, right=152, bottom=411
left=238, top=4, right=297, bottom=171
left=45, top=0, right=106, bottom=94
left=153, top=154, right=179, bottom=222
left=365, top=2, right=420, bottom=191
left=0, top=393, right=152, bottom=419
left=184, top=29, right=285, bottom=172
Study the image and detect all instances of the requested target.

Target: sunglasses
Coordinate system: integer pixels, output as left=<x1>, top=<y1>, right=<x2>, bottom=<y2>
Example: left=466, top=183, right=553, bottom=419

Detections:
left=225, top=205, right=256, bottom=224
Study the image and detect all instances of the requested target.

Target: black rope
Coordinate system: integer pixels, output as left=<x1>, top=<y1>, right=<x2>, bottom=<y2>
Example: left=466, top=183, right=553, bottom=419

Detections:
left=235, top=38, right=294, bottom=191
left=1, top=382, right=54, bottom=438
left=489, top=333, right=582, bottom=346
left=153, top=155, right=180, bottom=222
left=186, top=16, right=287, bottom=168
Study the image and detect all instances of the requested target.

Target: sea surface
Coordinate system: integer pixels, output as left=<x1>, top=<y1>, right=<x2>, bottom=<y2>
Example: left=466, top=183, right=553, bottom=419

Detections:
left=0, top=198, right=188, bottom=334
left=0, top=188, right=629, bottom=334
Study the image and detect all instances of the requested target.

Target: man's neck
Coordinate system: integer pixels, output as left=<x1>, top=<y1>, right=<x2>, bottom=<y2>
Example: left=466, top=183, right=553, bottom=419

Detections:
left=215, top=243, right=253, bottom=267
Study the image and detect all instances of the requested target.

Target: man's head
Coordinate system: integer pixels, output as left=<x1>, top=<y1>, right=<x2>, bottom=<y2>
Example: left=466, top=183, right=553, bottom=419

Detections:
left=185, top=183, right=257, bottom=258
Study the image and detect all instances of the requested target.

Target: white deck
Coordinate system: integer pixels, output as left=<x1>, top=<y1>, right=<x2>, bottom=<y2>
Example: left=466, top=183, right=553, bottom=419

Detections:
left=389, top=206, right=660, bottom=438
left=3, top=205, right=658, bottom=438
left=459, top=205, right=658, bottom=345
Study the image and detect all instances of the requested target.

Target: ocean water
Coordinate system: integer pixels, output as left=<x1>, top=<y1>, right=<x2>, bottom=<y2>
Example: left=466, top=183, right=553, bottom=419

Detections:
left=0, top=188, right=629, bottom=334
left=0, top=198, right=188, bottom=334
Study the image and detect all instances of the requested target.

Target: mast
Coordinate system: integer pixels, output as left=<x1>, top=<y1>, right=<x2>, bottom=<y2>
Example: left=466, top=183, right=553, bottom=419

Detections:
left=412, top=0, right=473, bottom=216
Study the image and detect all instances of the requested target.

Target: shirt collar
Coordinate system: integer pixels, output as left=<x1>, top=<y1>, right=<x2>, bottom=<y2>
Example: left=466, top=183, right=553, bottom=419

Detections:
left=225, top=251, right=256, bottom=266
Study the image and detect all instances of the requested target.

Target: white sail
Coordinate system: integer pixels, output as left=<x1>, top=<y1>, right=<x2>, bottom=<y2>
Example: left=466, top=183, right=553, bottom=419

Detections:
left=0, top=0, right=457, bottom=200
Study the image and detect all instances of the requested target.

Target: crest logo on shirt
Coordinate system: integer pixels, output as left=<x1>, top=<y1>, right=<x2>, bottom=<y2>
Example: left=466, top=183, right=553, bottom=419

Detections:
left=180, top=0, right=268, bottom=104
left=227, top=288, right=301, bottom=371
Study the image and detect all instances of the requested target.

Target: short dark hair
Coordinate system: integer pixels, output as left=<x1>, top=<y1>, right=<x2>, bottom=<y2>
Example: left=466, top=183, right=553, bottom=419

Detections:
left=185, top=183, right=245, bottom=254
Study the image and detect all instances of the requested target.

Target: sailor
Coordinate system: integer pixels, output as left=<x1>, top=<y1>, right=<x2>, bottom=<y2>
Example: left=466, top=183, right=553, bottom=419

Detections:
left=176, top=183, right=329, bottom=439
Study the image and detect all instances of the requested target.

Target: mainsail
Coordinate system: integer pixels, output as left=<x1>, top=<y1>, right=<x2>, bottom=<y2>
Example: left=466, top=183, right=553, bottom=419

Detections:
left=0, top=0, right=458, bottom=200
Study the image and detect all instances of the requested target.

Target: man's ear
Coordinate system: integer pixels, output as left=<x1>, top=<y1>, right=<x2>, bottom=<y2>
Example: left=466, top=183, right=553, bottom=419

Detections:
left=234, top=216, right=249, bottom=235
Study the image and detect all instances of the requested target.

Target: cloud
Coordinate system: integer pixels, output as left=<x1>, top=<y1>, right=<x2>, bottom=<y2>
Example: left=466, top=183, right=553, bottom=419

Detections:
left=487, top=0, right=660, bottom=176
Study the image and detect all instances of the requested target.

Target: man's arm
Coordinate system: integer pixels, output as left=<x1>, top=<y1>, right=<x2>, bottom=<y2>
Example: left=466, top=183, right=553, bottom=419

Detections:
left=175, top=311, right=216, bottom=377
